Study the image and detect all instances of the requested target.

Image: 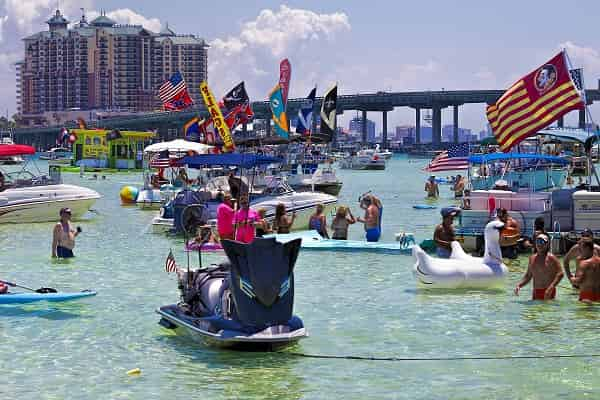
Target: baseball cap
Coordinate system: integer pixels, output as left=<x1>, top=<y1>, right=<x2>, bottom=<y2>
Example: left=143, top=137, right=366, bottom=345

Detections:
left=582, top=228, right=593, bottom=237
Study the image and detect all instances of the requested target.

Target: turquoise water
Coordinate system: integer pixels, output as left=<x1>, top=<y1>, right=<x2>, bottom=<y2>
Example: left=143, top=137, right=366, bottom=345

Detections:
left=2, top=156, right=600, bottom=399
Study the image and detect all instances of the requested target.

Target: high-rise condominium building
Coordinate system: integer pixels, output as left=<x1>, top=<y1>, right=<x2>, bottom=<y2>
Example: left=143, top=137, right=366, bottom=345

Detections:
left=16, top=9, right=208, bottom=119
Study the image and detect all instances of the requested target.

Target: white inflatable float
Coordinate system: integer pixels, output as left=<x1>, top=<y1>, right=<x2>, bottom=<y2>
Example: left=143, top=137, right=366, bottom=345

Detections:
left=413, top=220, right=508, bottom=289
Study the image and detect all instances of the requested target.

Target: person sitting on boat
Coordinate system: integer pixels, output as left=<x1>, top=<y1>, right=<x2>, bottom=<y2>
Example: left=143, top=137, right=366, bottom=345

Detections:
left=150, top=173, right=161, bottom=189
left=309, top=204, right=329, bottom=238
left=425, top=176, right=439, bottom=198
left=453, top=174, right=465, bottom=198
left=51, top=208, right=81, bottom=259
left=193, top=226, right=219, bottom=245
left=571, top=239, right=600, bottom=302
left=216, top=193, right=235, bottom=241
left=357, top=196, right=381, bottom=242
left=514, top=234, right=563, bottom=300
left=274, top=203, right=296, bottom=234
left=234, top=195, right=259, bottom=244
left=331, top=206, right=356, bottom=240
left=563, top=229, right=600, bottom=288
left=433, top=208, right=458, bottom=258
left=254, top=208, right=271, bottom=238
left=496, top=208, right=520, bottom=259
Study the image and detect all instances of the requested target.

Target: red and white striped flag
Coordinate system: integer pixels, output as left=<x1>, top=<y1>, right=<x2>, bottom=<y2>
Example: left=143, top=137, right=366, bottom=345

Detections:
left=165, top=249, right=178, bottom=274
left=424, top=143, right=469, bottom=172
left=150, top=150, right=171, bottom=169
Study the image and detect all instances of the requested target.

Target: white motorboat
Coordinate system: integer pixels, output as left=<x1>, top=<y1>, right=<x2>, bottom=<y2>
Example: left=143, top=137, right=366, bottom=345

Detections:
left=339, top=149, right=386, bottom=170
left=0, top=134, right=25, bottom=165
left=256, top=164, right=343, bottom=196
left=374, top=144, right=393, bottom=160
left=0, top=148, right=100, bottom=224
left=39, top=147, right=73, bottom=164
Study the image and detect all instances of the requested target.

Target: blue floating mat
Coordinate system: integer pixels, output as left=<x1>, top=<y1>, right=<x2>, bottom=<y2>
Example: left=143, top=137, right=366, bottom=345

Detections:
left=413, top=204, right=437, bottom=210
left=266, top=230, right=414, bottom=254
left=0, top=290, right=96, bottom=304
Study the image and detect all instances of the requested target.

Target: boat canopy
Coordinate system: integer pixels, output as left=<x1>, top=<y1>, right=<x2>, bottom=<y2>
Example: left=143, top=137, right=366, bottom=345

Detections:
left=177, top=153, right=283, bottom=169
left=468, top=153, right=569, bottom=165
left=0, top=144, right=35, bottom=157
left=144, top=139, right=213, bottom=154
left=537, top=128, right=600, bottom=144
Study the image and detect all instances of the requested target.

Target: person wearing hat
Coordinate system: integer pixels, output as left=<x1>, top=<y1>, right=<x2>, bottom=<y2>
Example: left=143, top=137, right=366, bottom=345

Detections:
left=433, top=208, right=459, bottom=258
left=51, top=208, right=81, bottom=258
left=571, top=238, right=600, bottom=302
left=563, top=228, right=600, bottom=288
left=425, top=176, right=439, bottom=198
left=514, top=234, right=563, bottom=300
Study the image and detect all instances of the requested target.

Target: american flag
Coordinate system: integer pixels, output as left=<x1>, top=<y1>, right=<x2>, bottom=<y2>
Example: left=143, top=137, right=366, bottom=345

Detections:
left=424, top=143, right=470, bottom=172
left=150, top=150, right=171, bottom=169
left=165, top=249, right=178, bottom=274
left=158, top=72, right=193, bottom=111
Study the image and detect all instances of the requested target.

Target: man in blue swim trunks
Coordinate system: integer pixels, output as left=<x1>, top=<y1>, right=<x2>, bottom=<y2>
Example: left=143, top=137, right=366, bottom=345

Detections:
left=358, top=195, right=380, bottom=242
left=434, top=209, right=458, bottom=258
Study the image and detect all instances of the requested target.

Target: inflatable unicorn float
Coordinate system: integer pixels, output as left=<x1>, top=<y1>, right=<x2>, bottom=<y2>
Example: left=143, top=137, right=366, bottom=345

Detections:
left=412, top=220, right=508, bottom=289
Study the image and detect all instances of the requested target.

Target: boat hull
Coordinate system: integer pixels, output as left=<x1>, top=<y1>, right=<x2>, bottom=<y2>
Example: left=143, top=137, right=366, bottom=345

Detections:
left=0, top=290, right=96, bottom=304
left=156, top=305, right=307, bottom=350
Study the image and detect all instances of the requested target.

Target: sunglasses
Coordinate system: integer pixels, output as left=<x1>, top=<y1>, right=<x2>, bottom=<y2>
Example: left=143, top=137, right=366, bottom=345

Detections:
left=536, top=239, right=549, bottom=245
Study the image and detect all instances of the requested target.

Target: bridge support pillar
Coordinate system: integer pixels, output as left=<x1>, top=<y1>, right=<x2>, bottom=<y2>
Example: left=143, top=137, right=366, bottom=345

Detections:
left=453, top=105, right=459, bottom=143
left=557, top=116, right=564, bottom=128
left=579, top=108, right=586, bottom=129
left=415, top=108, right=421, bottom=144
left=382, top=110, right=388, bottom=148
left=432, top=106, right=442, bottom=147
left=362, top=110, right=367, bottom=144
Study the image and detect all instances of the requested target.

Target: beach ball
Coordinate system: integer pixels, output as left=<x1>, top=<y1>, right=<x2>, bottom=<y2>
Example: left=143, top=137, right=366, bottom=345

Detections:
left=120, top=186, right=139, bottom=204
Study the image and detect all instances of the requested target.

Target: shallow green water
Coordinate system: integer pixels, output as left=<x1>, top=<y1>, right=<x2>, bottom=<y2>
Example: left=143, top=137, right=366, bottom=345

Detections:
left=1, top=157, right=600, bottom=399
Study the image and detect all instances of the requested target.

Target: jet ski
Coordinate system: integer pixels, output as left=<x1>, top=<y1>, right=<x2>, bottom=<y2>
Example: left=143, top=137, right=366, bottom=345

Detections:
left=156, top=238, right=308, bottom=350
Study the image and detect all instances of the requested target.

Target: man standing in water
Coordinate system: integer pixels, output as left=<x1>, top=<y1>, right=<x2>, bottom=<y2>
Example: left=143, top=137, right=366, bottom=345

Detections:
left=357, top=196, right=380, bottom=242
left=572, top=239, right=600, bottom=302
left=425, top=176, right=439, bottom=198
left=563, top=229, right=600, bottom=288
left=433, top=209, right=458, bottom=258
left=514, top=234, right=563, bottom=300
left=453, top=174, right=465, bottom=198
left=51, top=208, right=81, bottom=258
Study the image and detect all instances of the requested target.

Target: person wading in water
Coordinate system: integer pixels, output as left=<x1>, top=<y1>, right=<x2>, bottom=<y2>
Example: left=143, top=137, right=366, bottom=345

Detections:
left=52, top=208, right=81, bottom=258
left=514, top=234, right=563, bottom=300
left=434, top=208, right=459, bottom=258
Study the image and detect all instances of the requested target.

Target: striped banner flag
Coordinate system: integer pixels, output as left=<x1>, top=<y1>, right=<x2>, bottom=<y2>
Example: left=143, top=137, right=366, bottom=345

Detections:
left=487, top=51, right=585, bottom=152
left=165, top=249, right=178, bottom=274
left=424, top=143, right=469, bottom=172
left=150, top=150, right=171, bottom=169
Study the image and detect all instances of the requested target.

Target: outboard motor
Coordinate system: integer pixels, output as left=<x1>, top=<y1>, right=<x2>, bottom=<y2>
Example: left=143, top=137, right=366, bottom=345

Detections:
left=173, top=189, right=206, bottom=234
left=221, top=238, right=302, bottom=331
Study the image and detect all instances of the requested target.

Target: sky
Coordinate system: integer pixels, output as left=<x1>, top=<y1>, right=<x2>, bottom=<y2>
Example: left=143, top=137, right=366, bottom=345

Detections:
left=1, top=0, right=600, bottom=133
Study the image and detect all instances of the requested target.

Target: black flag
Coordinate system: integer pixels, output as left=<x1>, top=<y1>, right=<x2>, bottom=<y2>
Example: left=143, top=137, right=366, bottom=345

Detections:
left=315, top=84, right=337, bottom=143
left=570, top=68, right=583, bottom=91
left=222, top=82, right=249, bottom=111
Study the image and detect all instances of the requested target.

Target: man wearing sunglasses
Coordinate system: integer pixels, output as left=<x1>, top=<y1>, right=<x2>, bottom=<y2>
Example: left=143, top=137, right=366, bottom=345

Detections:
left=514, top=234, right=563, bottom=300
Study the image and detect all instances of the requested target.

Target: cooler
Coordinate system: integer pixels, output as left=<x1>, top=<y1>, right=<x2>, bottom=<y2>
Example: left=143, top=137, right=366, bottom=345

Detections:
left=573, top=191, right=600, bottom=231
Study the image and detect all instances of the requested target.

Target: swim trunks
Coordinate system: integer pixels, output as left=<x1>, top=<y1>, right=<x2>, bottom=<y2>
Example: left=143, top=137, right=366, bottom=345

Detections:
left=57, top=246, right=74, bottom=258
left=579, top=291, right=600, bottom=302
left=436, top=247, right=451, bottom=258
left=365, top=227, right=380, bottom=242
left=532, top=287, right=556, bottom=300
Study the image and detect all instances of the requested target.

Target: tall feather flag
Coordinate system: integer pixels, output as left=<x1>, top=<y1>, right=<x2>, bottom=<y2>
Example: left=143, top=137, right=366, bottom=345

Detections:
left=487, top=51, right=585, bottom=152
left=165, top=249, right=178, bottom=274
left=316, top=83, right=337, bottom=143
left=279, top=59, right=292, bottom=105
left=199, top=81, right=235, bottom=152
left=296, top=87, right=316, bottom=136
left=269, top=84, right=289, bottom=139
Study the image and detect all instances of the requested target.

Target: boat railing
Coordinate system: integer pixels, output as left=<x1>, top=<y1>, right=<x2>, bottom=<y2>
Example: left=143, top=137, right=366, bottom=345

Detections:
left=462, top=193, right=550, bottom=212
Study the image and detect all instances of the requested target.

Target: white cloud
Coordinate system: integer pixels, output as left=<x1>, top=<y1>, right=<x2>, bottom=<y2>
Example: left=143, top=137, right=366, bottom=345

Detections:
left=86, top=8, right=162, bottom=32
left=560, top=41, right=600, bottom=87
left=0, top=15, right=8, bottom=42
left=0, top=52, right=20, bottom=72
left=4, top=0, right=92, bottom=33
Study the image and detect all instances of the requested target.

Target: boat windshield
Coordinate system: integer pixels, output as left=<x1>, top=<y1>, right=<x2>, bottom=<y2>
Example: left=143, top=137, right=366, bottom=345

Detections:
left=0, top=161, right=61, bottom=188
left=262, top=179, right=294, bottom=196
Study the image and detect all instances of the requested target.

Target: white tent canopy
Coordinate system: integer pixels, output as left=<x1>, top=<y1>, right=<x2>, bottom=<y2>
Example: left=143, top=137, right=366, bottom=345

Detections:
left=143, top=139, right=213, bottom=154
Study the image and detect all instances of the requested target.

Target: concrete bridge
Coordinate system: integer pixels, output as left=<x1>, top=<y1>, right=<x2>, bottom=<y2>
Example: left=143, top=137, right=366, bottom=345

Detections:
left=14, top=89, right=600, bottom=148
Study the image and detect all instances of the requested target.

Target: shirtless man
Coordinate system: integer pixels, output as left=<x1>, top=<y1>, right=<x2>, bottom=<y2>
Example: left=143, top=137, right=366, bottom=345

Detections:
left=453, top=174, right=465, bottom=198
left=425, top=176, right=439, bottom=198
left=572, top=239, right=600, bottom=302
left=497, top=208, right=520, bottom=259
left=514, top=234, right=563, bottom=300
left=434, top=210, right=457, bottom=258
left=563, top=229, right=600, bottom=288
left=357, top=195, right=380, bottom=242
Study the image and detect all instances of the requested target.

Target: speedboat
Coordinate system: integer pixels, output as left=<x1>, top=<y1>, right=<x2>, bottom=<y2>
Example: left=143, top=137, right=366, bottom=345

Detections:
left=157, top=238, right=308, bottom=350
left=0, top=145, right=100, bottom=223
left=0, top=135, right=25, bottom=165
left=339, top=149, right=386, bottom=170
left=374, top=144, right=393, bottom=160
left=39, top=147, right=73, bottom=164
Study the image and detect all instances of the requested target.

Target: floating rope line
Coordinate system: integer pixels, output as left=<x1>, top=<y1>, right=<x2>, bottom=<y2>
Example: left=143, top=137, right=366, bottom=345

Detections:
left=280, top=352, right=600, bottom=362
